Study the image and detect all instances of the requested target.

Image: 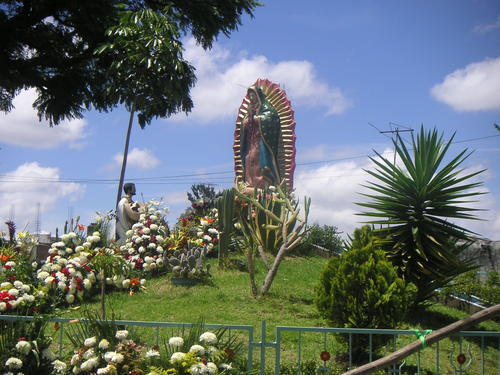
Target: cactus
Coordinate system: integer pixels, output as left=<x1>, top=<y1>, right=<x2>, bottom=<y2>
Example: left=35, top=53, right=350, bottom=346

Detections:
left=168, top=247, right=211, bottom=280
left=215, top=188, right=237, bottom=267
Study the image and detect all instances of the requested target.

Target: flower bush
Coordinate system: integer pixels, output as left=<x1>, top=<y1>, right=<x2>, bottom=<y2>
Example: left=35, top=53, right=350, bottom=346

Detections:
left=0, top=319, right=61, bottom=375
left=152, top=330, right=239, bottom=375
left=120, top=200, right=170, bottom=275
left=36, top=230, right=101, bottom=306
left=69, top=329, right=147, bottom=375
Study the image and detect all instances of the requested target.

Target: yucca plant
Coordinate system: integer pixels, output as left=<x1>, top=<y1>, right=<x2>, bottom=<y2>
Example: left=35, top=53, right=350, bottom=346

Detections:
left=357, top=127, right=485, bottom=301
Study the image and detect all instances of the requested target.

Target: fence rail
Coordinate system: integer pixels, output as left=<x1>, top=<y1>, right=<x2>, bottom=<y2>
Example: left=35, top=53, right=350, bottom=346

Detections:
left=1, top=315, right=499, bottom=374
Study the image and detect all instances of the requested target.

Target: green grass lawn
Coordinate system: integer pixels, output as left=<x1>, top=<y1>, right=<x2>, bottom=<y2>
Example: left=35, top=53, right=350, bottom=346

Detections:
left=59, top=255, right=499, bottom=374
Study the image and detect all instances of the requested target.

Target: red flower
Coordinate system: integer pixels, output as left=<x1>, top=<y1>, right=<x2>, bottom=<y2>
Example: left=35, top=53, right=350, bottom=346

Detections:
left=18, top=337, right=27, bottom=341
left=320, top=351, right=331, bottom=361
left=224, top=348, right=235, bottom=359
left=130, top=278, right=140, bottom=287
left=201, top=359, right=207, bottom=365
left=77, top=224, right=85, bottom=231
left=61, top=267, right=69, bottom=275
left=3, top=265, right=11, bottom=270
left=9, top=275, right=16, bottom=281
left=0, top=254, right=9, bottom=262
left=0, top=290, right=15, bottom=302
left=150, top=235, right=156, bottom=243
left=6, top=302, right=12, bottom=310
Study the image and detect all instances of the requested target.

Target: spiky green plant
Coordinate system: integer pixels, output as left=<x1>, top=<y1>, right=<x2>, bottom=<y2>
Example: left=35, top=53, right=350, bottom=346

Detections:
left=357, top=127, right=485, bottom=301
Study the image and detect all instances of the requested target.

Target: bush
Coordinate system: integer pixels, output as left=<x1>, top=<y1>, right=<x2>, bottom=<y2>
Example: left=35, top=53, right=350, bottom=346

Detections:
left=315, top=243, right=417, bottom=360
left=442, top=270, right=500, bottom=307
left=293, top=224, right=344, bottom=256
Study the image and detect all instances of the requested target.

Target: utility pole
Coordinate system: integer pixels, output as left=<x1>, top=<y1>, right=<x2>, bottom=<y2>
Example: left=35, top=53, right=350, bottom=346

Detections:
left=379, top=123, right=414, bottom=165
left=116, top=109, right=135, bottom=209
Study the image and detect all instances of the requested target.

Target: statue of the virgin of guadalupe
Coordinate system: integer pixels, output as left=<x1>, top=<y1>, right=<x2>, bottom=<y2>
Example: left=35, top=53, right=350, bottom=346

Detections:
left=233, top=79, right=296, bottom=191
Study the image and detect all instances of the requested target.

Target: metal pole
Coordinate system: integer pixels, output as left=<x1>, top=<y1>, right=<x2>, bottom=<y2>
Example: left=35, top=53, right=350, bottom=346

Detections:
left=116, top=109, right=135, bottom=209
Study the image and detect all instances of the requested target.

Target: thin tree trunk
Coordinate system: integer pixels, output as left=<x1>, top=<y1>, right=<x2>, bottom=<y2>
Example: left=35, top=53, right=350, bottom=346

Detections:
left=115, top=109, right=135, bottom=209
left=100, top=279, right=106, bottom=320
left=342, top=304, right=500, bottom=375
left=260, top=244, right=287, bottom=296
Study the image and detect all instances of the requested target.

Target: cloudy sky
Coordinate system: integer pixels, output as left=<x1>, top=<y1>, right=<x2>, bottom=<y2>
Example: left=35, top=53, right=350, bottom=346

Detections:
left=1, top=0, right=499, bottom=240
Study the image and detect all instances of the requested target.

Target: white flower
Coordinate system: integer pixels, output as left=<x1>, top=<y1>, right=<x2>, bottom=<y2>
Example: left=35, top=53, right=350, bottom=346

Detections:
left=42, top=348, right=56, bottom=361
left=0, top=302, right=6, bottom=312
left=80, top=358, right=98, bottom=372
left=170, top=352, right=186, bottom=365
left=98, top=339, right=110, bottom=350
left=144, top=256, right=154, bottom=264
left=70, top=354, right=80, bottom=365
left=189, top=364, right=207, bottom=375
left=66, top=294, right=75, bottom=304
left=207, top=362, right=218, bottom=374
left=37, top=271, right=49, bottom=280
left=203, top=235, right=212, bottom=242
left=122, top=279, right=130, bottom=288
left=156, top=236, right=164, bottom=242
left=83, top=279, right=92, bottom=289
left=8, top=288, right=19, bottom=297
left=190, top=344, right=205, bottom=355
left=168, top=337, right=184, bottom=347
left=58, top=281, right=67, bottom=291
left=208, top=228, right=218, bottom=235
left=75, top=246, right=84, bottom=252
left=220, top=363, right=232, bottom=370
left=83, top=348, right=95, bottom=360
left=103, top=352, right=115, bottom=362
left=146, top=349, right=160, bottom=358
left=200, top=332, right=217, bottom=344
left=143, top=228, right=151, bottom=235
left=147, top=242, right=156, bottom=249
left=110, top=353, right=124, bottom=363
left=97, top=367, right=110, bottom=374
left=140, top=279, right=146, bottom=285
left=53, top=360, right=67, bottom=373
left=0, top=282, right=12, bottom=288
left=45, top=276, right=55, bottom=286
left=13, top=280, right=23, bottom=289
left=15, top=340, right=31, bottom=355
left=5, top=357, right=23, bottom=369
left=62, top=234, right=70, bottom=242
left=150, top=215, right=158, bottom=221
left=115, top=330, right=129, bottom=340
left=197, top=231, right=204, bottom=237
left=84, top=336, right=97, bottom=347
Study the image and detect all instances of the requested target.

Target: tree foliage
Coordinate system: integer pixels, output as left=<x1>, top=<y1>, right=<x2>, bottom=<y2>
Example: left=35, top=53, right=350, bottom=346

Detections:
left=315, top=242, right=417, bottom=359
left=0, top=0, right=260, bottom=126
left=357, top=127, right=485, bottom=301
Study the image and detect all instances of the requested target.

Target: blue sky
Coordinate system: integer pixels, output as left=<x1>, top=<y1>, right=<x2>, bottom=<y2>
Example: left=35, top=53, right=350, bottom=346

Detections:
left=1, top=0, right=499, bottom=240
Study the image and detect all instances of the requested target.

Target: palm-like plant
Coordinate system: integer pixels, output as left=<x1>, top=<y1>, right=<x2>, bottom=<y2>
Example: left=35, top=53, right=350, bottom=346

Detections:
left=357, top=127, right=485, bottom=301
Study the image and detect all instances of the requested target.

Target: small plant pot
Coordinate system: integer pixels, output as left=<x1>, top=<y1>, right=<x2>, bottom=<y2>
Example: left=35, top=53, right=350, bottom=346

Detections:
left=171, top=277, right=201, bottom=286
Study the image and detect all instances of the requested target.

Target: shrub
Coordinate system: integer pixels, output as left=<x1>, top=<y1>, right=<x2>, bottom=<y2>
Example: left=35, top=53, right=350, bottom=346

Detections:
left=315, top=243, right=417, bottom=359
left=293, top=224, right=344, bottom=256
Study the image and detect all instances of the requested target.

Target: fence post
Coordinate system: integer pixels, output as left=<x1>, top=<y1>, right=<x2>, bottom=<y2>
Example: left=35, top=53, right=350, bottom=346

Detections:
left=260, top=320, right=266, bottom=375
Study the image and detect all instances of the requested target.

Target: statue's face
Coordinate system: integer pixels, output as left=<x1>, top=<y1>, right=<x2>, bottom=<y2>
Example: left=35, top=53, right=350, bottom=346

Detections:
left=247, top=89, right=260, bottom=112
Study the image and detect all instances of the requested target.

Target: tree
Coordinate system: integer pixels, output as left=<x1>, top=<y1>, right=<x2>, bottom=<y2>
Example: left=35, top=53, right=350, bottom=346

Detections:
left=0, top=0, right=260, bottom=126
left=357, top=127, right=485, bottom=301
left=235, top=184, right=310, bottom=297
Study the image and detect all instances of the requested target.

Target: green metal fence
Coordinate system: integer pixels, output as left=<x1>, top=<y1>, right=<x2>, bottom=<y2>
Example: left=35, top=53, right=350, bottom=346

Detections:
left=1, top=315, right=499, bottom=374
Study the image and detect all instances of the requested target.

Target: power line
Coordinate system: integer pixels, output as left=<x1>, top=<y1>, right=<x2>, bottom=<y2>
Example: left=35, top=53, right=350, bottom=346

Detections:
left=0, top=133, right=498, bottom=185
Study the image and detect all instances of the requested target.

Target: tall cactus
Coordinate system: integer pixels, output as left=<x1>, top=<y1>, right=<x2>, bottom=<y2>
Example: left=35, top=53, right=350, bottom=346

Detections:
left=215, top=188, right=236, bottom=268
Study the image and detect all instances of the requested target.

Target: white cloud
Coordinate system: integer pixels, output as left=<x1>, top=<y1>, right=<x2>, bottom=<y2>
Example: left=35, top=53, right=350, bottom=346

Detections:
left=0, top=89, right=88, bottom=148
left=172, top=38, right=351, bottom=123
left=112, top=148, right=160, bottom=170
left=474, top=15, right=500, bottom=34
left=294, top=159, right=371, bottom=238
left=0, top=162, right=85, bottom=232
left=430, top=57, right=500, bottom=111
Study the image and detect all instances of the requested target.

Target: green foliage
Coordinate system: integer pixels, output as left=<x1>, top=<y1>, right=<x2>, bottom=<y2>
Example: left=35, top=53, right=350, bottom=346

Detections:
left=315, top=243, right=417, bottom=361
left=0, top=0, right=260, bottom=126
left=442, top=270, right=500, bottom=306
left=293, top=224, right=344, bottom=256
left=215, top=188, right=237, bottom=266
left=346, top=225, right=378, bottom=250
left=315, top=243, right=417, bottom=340
left=357, top=127, right=485, bottom=301
left=186, top=183, right=222, bottom=217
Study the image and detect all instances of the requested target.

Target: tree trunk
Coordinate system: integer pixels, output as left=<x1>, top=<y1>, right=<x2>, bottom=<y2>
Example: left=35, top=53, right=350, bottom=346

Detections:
left=260, top=244, right=288, bottom=296
left=100, top=279, right=106, bottom=320
left=342, top=304, right=500, bottom=375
